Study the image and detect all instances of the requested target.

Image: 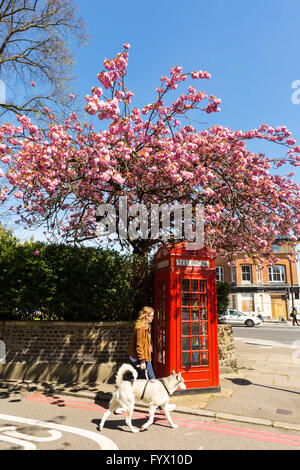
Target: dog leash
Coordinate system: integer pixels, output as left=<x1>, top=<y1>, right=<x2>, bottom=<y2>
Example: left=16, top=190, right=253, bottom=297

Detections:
left=140, top=368, right=150, bottom=400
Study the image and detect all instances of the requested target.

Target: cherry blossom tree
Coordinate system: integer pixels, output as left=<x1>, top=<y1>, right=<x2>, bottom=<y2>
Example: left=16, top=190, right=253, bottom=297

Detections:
left=0, top=43, right=299, bottom=267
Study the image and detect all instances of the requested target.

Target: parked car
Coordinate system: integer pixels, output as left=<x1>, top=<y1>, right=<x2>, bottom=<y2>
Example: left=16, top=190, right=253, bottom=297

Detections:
left=218, top=309, right=261, bottom=327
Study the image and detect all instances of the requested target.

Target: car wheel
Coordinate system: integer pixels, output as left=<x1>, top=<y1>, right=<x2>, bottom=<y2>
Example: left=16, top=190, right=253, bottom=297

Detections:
left=245, top=319, right=254, bottom=327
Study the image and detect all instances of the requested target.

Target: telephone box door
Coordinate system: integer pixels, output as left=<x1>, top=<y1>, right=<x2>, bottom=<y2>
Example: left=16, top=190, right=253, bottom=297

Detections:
left=154, top=274, right=170, bottom=378
left=175, top=271, right=219, bottom=389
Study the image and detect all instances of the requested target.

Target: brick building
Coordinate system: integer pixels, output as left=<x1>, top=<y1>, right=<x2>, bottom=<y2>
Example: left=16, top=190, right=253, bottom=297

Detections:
left=215, top=242, right=299, bottom=321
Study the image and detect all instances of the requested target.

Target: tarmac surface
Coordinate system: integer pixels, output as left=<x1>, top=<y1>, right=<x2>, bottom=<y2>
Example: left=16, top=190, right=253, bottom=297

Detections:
left=1, top=321, right=300, bottom=433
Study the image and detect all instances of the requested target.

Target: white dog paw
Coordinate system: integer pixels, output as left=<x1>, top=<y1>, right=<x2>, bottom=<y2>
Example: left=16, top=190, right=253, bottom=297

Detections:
left=171, top=424, right=179, bottom=429
left=131, top=427, right=140, bottom=433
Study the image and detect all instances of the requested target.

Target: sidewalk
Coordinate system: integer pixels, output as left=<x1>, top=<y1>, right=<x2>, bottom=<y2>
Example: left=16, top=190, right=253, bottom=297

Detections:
left=1, top=331, right=300, bottom=432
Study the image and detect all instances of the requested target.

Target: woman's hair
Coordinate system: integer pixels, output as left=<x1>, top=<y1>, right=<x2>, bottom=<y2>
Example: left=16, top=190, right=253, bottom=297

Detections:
left=135, top=306, right=154, bottom=329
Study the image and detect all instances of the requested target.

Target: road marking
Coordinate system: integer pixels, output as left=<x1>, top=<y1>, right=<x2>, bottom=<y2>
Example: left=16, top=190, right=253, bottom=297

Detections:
left=0, top=433, right=36, bottom=450
left=24, top=394, right=300, bottom=448
left=169, top=416, right=300, bottom=447
left=0, top=414, right=118, bottom=450
left=234, top=337, right=298, bottom=349
left=2, top=426, right=62, bottom=442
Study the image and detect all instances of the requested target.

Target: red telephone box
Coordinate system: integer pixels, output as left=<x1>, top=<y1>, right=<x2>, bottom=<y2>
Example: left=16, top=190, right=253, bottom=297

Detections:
left=154, top=242, right=220, bottom=391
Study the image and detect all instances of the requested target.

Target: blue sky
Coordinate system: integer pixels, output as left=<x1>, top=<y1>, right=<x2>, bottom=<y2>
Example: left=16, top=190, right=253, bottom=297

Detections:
left=9, top=0, right=300, bottom=273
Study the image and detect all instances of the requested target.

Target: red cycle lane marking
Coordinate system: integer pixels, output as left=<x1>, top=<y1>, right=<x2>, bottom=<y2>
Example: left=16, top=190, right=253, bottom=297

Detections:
left=174, top=421, right=300, bottom=447
left=25, top=394, right=151, bottom=416
left=24, top=394, right=300, bottom=447
left=168, top=415, right=300, bottom=447
left=172, top=415, right=300, bottom=442
left=25, top=394, right=106, bottom=412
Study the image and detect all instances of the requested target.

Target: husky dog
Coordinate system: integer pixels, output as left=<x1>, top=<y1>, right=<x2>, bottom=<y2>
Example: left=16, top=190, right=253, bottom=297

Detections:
left=99, top=363, right=186, bottom=433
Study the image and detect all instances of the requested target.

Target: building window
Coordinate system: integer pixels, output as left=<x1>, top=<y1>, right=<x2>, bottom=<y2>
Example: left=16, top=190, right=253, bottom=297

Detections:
left=256, top=267, right=262, bottom=284
left=230, top=294, right=237, bottom=310
left=241, top=294, right=254, bottom=312
left=241, top=265, right=252, bottom=283
left=268, top=265, right=286, bottom=283
left=231, top=266, right=236, bottom=284
left=215, top=266, right=224, bottom=282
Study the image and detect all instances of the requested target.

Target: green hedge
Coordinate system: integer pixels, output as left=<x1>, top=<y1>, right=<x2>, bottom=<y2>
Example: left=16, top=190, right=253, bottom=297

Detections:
left=0, top=229, right=139, bottom=321
left=0, top=227, right=228, bottom=321
left=216, top=281, right=231, bottom=316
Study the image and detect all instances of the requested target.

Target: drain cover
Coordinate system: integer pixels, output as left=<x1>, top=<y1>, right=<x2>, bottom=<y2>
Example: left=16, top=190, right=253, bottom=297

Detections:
left=276, top=409, right=292, bottom=415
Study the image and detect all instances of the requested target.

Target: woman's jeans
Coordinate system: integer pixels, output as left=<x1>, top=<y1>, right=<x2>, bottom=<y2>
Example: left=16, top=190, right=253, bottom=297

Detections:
left=144, top=361, right=156, bottom=379
left=129, top=358, right=156, bottom=380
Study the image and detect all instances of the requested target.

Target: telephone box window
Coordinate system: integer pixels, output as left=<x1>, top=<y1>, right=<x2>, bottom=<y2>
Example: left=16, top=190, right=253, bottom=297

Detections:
left=182, top=308, right=190, bottom=320
left=200, top=307, right=207, bottom=320
left=191, top=308, right=199, bottom=320
left=182, top=353, right=190, bottom=367
left=181, top=278, right=209, bottom=368
left=182, top=337, right=189, bottom=351
left=201, top=352, right=209, bottom=366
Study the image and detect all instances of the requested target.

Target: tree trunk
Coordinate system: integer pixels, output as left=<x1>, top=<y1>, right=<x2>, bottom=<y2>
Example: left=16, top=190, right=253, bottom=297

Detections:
left=131, top=240, right=154, bottom=316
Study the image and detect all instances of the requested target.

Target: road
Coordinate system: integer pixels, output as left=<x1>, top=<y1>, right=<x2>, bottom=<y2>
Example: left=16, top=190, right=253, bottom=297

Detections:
left=0, top=382, right=300, bottom=451
left=232, top=323, right=300, bottom=347
left=232, top=324, right=300, bottom=350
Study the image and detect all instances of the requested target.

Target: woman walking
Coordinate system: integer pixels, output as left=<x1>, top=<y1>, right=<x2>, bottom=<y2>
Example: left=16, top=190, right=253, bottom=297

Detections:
left=128, top=306, right=156, bottom=379
left=113, top=306, right=155, bottom=415
left=114, top=306, right=175, bottom=415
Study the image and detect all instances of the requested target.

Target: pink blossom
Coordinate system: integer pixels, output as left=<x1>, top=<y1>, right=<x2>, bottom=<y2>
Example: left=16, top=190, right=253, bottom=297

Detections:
left=286, top=138, right=296, bottom=146
left=111, top=173, right=125, bottom=184
left=1, top=155, right=11, bottom=163
left=97, top=72, right=114, bottom=89
left=0, top=43, right=298, bottom=267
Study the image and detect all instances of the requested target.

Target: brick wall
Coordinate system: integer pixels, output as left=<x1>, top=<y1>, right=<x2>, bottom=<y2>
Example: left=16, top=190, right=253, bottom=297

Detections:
left=0, top=321, right=134, bottom=365
left=217, top=324, right=237, bottom=370
left=0, top=321, right=235, bottom=383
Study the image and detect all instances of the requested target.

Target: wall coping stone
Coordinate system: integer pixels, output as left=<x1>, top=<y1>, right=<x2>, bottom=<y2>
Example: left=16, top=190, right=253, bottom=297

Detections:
left=0, top=321, right=134, bottom=328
